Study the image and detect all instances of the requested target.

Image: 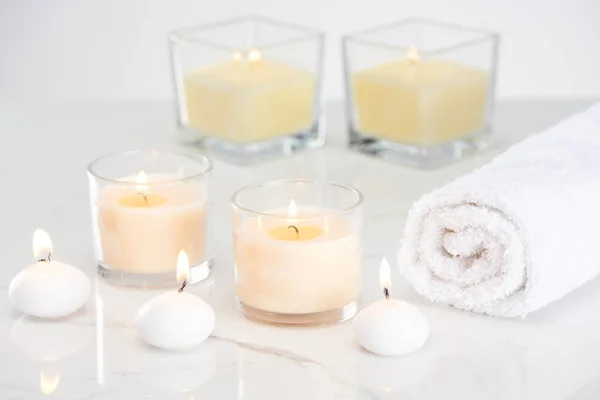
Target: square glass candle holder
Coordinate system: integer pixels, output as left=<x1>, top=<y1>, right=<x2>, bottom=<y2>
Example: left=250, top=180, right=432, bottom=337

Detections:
left=87, top=150, right=213, bottom=288
left=232, top=179, right=363, bottom=326
left=169, top=16, right=325, bottom=164
left=343, top=19, right=499, bottom=168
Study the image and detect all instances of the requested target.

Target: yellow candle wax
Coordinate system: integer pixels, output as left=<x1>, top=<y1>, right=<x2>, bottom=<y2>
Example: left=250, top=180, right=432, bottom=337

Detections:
left=352, top=50, right=488, bottom=146
left=268, top=225, right=323, bottom=241
left=118, top=194, right=167, bottom=208
left=183, top=50, right=315, bottom=143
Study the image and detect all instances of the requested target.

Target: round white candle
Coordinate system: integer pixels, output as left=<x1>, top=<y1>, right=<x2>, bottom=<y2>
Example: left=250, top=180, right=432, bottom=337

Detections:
left=234, top=201, right=361, bottom=315
left=354, top=258, right=429, bottom=356
left=9, top=229, right=91, bottom=318
left=96, top=172, right=207, bottom=274
left=136, top=250, right=215, bottom=350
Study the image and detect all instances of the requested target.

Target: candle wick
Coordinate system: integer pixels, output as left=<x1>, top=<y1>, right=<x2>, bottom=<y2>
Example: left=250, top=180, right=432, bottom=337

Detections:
left=383, top=287, right=390, bottom=300
left=178, top=279, right=187, bottom=293
left=140, top=193, right=148, bottom=204
left=287, top=225, right=299, bottom=239
left=38, top=252, right=51, bottom=263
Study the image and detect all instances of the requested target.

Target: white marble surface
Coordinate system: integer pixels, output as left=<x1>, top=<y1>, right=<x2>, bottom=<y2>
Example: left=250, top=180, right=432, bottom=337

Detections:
left=0, top=99, right=599, bottom=399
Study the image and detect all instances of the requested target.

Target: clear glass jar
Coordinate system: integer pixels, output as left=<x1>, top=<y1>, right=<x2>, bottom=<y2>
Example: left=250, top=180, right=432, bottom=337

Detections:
left=169, top=16, right=325, bottom=164
left=232, top=179, right=363, bottom=326
left=87, top=150, right=212, bottom=287
left=343, top=19, right=499, bottom=168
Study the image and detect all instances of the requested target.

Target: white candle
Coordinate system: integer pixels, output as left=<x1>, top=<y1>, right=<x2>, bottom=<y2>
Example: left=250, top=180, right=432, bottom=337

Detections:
left=234, top=201, right=361, bottom=315
left=96, top=171, right=207, bottom=274
left=9, top=229, right=91, bottom=318
left=136, top=250, right=215, bottom=350
left=354, top=258, right=429, bottom=356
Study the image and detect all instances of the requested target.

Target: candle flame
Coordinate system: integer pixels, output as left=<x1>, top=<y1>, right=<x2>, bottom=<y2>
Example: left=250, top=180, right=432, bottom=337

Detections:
left=248, top=48, right=262, bottom=64
left=256, top=216, right=263, bottom=231
left=379, top=258, right=392, bottom=292
left=40, top=371, right=60, bottom=395
left=136, top=170, right=148, bottom=194
left=288, top=199, right=298, bottom=218
left=176, top=250, right=190, bottom=284
left=406, top=46, right=419, bottom=63
left=33, top=229, right=52, bottom=261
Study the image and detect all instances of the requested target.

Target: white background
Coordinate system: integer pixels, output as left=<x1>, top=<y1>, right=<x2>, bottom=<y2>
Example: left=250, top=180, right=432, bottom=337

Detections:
left=1, top=0, right=599, bottom=102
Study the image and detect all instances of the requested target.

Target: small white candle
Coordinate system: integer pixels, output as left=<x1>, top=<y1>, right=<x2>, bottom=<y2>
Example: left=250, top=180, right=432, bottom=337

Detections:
left=9, top=229, right=91, bottom=318
left=136, top=250, right=215, bottom=350
left=354, top=258, right=429, bottom=356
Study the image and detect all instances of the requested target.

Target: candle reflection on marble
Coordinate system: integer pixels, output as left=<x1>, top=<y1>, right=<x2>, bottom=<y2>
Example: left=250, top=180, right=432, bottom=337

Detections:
left=40, top=370, right=60, bottom=395
left=11, top=315, right=93, bottom=396
left=126, top=344, right=216, bottom=396
left=94, top=278, right=105, bottom=386
left=11, top=315, right=93, bottom=362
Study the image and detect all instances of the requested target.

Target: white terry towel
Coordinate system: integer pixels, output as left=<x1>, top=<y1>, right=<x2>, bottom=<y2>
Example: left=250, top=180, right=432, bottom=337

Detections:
left=399, top=103, right=600, bottom=317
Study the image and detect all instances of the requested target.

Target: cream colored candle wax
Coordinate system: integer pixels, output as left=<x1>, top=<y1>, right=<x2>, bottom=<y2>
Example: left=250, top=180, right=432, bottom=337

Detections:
left=184, top=49, right=315, bottom=143
left=353, top=48, right=488, bottom=145
left=234, top=203, right=361, bottom=315
left=97, top=172, right=207, bottom=274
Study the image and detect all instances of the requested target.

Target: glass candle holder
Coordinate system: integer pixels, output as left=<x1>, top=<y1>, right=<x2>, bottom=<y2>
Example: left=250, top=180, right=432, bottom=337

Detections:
left=169, top=16, right=325, bottom=164
left=343, top=19, right=499, bottom=168
left=232, top=179, right=363, bottom=326
left=87, top=150, right=212, bottom=288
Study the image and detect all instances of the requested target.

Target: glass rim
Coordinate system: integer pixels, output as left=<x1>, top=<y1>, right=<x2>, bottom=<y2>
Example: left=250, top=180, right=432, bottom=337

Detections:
left=231, top=179, right=364, bottom=219
left=169, top=15, right=324, bottom=53
left=87, top=149, right=213, bottom=186
left=342, top=18, right=499, bottom=56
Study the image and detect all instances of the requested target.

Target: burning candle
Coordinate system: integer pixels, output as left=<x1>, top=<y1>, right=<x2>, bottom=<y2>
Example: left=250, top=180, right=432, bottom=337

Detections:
left=232, top=180, right=363, bottom=326
left=183, top=48, right=316, bottom=143
left=135, top=250, right=215, bottom=350
left=351, top=46, right=488, bottom=146
left=9, top=229, right=91, bottom=318
left=88, top=150, right=213, bottom=287
left=235, top=199, right=360, bottom=316
left=97, top=171, right=207, bottom=276
left=354, top=258, right=429, bottom=356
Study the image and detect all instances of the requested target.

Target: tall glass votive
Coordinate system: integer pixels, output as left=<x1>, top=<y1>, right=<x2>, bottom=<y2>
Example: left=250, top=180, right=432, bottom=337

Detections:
left=169, top=16, right=325, bottom=164
left=87, top=150, right=212, bottom=287
left=343, top=19, right=499, bottom=168
left=232, top=179, right=363, bottom=326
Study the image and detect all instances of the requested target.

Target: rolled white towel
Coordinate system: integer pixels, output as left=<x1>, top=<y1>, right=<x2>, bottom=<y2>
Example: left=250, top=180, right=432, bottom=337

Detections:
left=399, top=103, right=600, bottom=317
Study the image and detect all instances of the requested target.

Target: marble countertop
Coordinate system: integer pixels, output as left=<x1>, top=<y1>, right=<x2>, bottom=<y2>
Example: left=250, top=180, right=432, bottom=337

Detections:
left=0, top=99, right=598, bottom=400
